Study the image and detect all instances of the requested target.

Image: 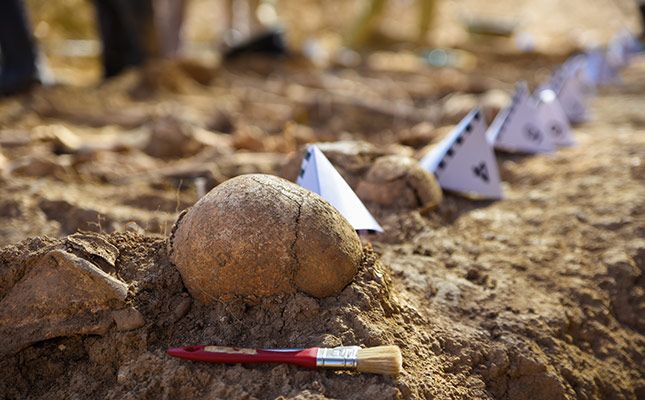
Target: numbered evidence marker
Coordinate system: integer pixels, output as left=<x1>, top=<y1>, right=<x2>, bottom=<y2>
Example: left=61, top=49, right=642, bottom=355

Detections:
left=549, top=61, right=590, bottom=124
left=585, top=48, right=616, bottom=86
left=563, top=55, right=595, bottom=96
left=607, top=31, right=638, bottom=69
left=297, top=144, right=383, bottom=233
left=536, top=89, right=575, bottom=147
left=586, top=32, right=638, bottom=87
left=487, top=82, right=555, bottom=154
left=585, top=46, right=624, bottom=87
left=617, top=29, right=642, bottom=57
left=420, top=108, right=503, bottom=199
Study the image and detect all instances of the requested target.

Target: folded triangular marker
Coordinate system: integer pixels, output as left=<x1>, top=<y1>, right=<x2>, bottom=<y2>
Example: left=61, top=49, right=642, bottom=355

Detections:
left=420, top=108, right=503, bottom=199
left=585, top=48, right=619, bottom=86
left=567, top=55, right=596, bottom=96
left=552, top=58, right=593, bottom=124
left=487, top=82, right=556, bottom=154
left=607, top=31, right=640, bottom=69
left=536, top=89, right=575, bottom=147
left=607, top=40, right=628, bottom=72
left=584, top=49, right=609, bottom=87
left=297, top=145, right=383, bottom=233
left=619, top=30, right=642, bottom=56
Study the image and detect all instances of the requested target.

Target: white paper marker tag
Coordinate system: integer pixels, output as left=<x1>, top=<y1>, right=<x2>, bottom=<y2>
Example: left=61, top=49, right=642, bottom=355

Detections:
left=549, top=65, right=590, bottom=124
left=297, top=145, right=383, bottom=233
left=537, top=89, right=575, bottom=147
left=487, top=82, right=555, bottom=154
left=585, top=48, right=618, bottom=86
left=607, top=40, right=627, bottom=71
left=420, top=108, right=503, bottom=199
left=619, top=30, right=642, bottom=57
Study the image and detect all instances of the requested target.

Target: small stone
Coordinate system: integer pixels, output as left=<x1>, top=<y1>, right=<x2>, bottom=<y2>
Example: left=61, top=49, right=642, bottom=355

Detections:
left=232, top=123, right=266, bottom=151
left=9, top=155, right=69, bottom=179
left=398, top=122, right=438, bottom=148
left=34, top=124, right=83, bottom=154
left=65, top=232, right=119, bottom=273
left=125, top=221, right=146, bottom=234
left=171, top=296, right=192, bottom=322
left=112, top=307, right=145, bottom=331
left=117, top=367, right=129, bottom=384
left=206, top=109, right=234, bottom=133
left=143, top=115, right=203, bottom=159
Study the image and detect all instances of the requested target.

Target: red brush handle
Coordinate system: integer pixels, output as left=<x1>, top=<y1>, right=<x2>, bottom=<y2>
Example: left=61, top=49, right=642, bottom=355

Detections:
left=167, top=345, right=319, bottom=368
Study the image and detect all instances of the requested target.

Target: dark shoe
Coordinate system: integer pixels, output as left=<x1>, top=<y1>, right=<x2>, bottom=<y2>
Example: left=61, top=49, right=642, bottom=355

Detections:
left=0, top=70, right=40, bottom=96
left=224, top=27, right=288, bottom=60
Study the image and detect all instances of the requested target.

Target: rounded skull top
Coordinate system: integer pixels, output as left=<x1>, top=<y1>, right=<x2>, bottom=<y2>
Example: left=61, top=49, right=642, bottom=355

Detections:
left=357, top=155, right=443, bottom=210
left=168, top=174, right=363, bottom=303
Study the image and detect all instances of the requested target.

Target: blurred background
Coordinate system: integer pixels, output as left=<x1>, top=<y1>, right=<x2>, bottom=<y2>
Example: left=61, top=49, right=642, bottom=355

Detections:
left=24, top=0, right=642, bottom=86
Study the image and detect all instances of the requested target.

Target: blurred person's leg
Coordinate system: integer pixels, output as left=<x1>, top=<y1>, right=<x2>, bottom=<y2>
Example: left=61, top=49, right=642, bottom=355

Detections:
left=639, top=0, right=645, bottom=40
left=222, top=0, right=236, bottom=45
left=417, top=0, right=437, bottom=45
left=94, top=0, right=155, bottom=78
left=130, top=0, right=160, bottom=58
left=248, top=0, right=264, bottom=35
left=222, top=0, right=263, bottom=45
left=223, top=0, right=287, bottom=59
left=345, top=0, right=387, bottom=48
left=153, top=0, right=187, bottom=58
left=0, top=0, right=39, bottom=95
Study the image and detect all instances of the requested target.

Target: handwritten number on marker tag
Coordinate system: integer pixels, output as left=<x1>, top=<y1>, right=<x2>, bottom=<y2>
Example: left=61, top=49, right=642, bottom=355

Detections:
left=524, top=125, right=543, bottom=143
left=472, top=162, right=489, bottom=183
left=550, top=122, right=563, bottom=137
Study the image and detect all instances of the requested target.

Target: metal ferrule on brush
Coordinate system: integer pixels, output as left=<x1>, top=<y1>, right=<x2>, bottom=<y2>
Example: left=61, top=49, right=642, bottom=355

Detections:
left=316, top=346, right=361, bottom=369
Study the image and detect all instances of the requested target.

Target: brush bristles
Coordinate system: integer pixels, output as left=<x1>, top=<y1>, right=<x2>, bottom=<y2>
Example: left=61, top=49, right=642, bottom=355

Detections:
left=356, top=345, right=403, bottom=376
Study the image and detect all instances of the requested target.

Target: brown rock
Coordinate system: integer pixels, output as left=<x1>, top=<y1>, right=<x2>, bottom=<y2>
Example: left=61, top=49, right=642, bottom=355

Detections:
left=143, top=115, right=203, bottom=159
left=206, top=109, right=234, bottom=133
left=0, top=249, right=128, bottom=355
left=171, top=295, right=192, bottom=322
left=112, top=307, right=145, bottom=331
left=217, top=152, right=284, bottom=178
left=34, top=124, right=83, bottom=154
left=65, top=232, right=119, bottom=273
left=282, top=122, right=316, bottom=148
left=398, top=122, right=438, bottom=148
left=9, top=155, right=69, bottom=179
left=231, top=123, right=267, bottom=151
left=176, top=58, right=218, bottom=86
left=356, top=155, right=443, bottom=210
left=168, top=174, right=363, bottom=302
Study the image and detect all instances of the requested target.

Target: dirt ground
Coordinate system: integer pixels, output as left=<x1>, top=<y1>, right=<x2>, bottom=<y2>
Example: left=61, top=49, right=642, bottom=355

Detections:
left=1, top=1, right=644, bottom=399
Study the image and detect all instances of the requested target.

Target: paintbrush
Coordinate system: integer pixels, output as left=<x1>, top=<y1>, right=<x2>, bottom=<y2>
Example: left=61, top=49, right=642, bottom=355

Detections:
left=167, top=345, right=402, bottom=376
